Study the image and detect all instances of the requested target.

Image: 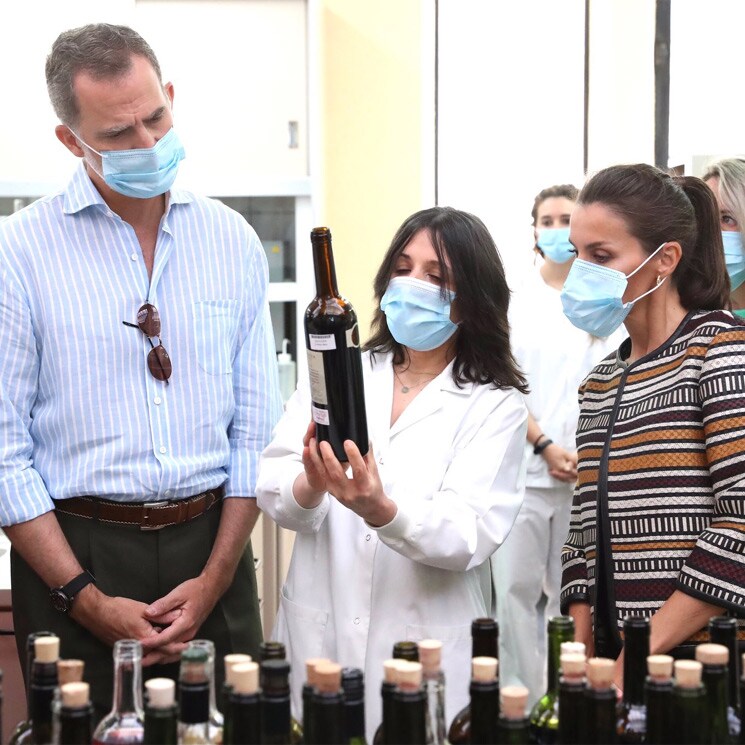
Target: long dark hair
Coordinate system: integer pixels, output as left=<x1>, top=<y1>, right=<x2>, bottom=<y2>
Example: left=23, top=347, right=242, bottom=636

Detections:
left=578, top=163, right=730, bottom=311
left=365, top=206, right=528, bottom=393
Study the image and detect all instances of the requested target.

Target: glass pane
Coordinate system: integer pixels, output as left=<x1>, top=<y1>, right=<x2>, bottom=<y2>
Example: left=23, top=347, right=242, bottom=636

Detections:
left=270, top=301, right=298, bottom=403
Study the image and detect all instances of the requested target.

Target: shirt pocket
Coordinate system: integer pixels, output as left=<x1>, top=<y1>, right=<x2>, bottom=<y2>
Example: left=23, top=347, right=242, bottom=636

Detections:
left=192, top=299, right=240, bottom=375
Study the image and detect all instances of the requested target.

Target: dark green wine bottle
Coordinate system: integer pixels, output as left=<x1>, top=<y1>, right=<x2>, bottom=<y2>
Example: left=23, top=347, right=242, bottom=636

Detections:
left=301, top=657, right=329, bottom=745
left=143, top=678, right=177, bottom=745
left=28, top=635, right=60, bottom=745
left=342, top=667, right=367, bottom=745
left=373, top=640, right=421, bottom=744
left=696, top=644, right=730, bottom=745
left=259, top=641, right=303, bottom=744
left=557, top=652, right=586, bottom=745
left=58, top=682, right=94, bottom=745
left=616, top=616, right=649, bottom=743
left=260, top=659, right=293, bottom=745
left=389, top=662, right=427, bottom=745
left=222, top=653, right=253, bottom=745
left=671, top=660, right=706, bottom=745
left=581, top=657, right=617, bottom=745
left=498, top=685, right=530, bottom=744
left=467, top=657, right=499, bottom=745
left=644, top=655, right=674, bottom=745
left=310, top=662, right=345, bottom=745
left=225, top=661, right=260, bottom=745
left=708, top=616, right=742, bottom=740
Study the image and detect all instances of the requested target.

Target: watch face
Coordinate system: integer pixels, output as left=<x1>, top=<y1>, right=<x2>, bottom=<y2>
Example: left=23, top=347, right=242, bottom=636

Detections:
left=50, top=589, right=71, bottom=613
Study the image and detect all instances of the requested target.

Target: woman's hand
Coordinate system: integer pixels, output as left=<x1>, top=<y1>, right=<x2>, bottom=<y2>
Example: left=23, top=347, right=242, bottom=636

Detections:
left=291, top=421, right=330, bottom=508
left=542, top=443, right=578, bottom=483
left=318, top=439, right=397, bottom=527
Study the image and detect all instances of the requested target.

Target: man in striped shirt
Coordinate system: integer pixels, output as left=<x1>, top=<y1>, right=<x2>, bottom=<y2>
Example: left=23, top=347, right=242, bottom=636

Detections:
left=0, top=23, right=282, bottom=711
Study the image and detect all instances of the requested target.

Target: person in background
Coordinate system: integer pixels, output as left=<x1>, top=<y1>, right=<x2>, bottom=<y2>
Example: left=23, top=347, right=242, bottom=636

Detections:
left=494, top=184, right=625, bottom=707
left=560, top=163, right=745, bottom=689
left=257, top=206, right=528, bottom=741
left=703, top=157, right=745, bottom=317
left=0, top=23, right=282, bottom=713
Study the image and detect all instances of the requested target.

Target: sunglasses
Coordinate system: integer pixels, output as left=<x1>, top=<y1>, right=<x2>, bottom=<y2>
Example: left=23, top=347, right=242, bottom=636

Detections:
left=123, top=303, right=172, bottom=384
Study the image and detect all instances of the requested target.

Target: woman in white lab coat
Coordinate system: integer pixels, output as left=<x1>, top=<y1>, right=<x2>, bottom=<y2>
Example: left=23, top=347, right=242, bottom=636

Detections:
left=256, top=206, right=528, bottom=740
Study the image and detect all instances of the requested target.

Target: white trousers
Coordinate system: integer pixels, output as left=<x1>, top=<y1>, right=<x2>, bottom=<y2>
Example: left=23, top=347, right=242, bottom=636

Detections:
left=493, top=483, right=573, bottom=709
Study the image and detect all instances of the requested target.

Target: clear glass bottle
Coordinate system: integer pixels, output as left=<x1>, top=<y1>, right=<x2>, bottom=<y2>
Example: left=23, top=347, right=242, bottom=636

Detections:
left=644, top=655, right=674, bottom=745
left=342, top=667, right=367, bottom=745
left=188, top=639, right=223, bottom=744
left=417, top=640, right=446, bottom=745
left=557, top=652, right=586, bottom=745
left=696, top=643, right=730, bottom=745
left=580, top=658, right=617, bottom=745
left=465, top=657, right=499, bottom=745
left=616, top=616, right=650, bottom=743
left=708, top=616, right=742, bottom=741
left=58, top=682, right=94, bottom=745
left=389, top=661, right=427, bottom=745
left=498, top=685, right=531, bottom=745
left=529, top=615, right=575, bottom=744
left=92, top=639, right=145, bottom=744
left=143, top=678, right=177, bottom=745
left=310, top=662, right=345, bottom=745
left=178, top=646, right=211, bottom=744
left=671, top=660, right=706, bottom=745
left=224, top=661, right=260, bottom=745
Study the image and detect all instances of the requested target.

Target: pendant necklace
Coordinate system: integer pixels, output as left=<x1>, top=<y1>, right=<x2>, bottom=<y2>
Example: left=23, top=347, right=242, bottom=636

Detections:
left=393, top=367, right=438, bottom=394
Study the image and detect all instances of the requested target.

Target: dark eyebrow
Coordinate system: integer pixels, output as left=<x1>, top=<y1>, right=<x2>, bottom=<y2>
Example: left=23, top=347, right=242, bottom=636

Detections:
left=97, top=106, right=167, bottom=139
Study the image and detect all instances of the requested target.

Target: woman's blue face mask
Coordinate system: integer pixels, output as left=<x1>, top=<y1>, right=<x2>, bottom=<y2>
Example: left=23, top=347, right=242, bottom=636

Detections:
left=722, top=230, right=745, bottom=291
left=536, top=227, right=575, bottom=264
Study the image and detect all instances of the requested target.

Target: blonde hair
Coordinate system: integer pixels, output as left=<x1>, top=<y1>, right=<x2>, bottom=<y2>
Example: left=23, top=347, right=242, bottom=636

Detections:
left=703, top=157, right=745, bottom=246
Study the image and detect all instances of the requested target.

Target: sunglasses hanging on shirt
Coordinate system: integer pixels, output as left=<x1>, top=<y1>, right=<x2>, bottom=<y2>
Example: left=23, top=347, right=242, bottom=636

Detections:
left=123, top=303, right=172, bottom=383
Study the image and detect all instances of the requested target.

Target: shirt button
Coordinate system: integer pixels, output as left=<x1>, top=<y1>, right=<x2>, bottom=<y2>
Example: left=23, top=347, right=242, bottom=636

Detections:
left=159, top=446, right=167, bottom=454
left=365, top=534, right=371, bottom=541
left=164, top=489, right=173, bottom=497
left=353, top=618, right=360, bottom=625
left=130, top=252, right=138, bottom=261
left=154, top=396, right=162, bottom=405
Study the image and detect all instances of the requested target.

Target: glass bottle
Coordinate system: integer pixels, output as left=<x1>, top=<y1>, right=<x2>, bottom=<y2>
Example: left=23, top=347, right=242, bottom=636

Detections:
left=708, top=616, right=741, bottom=740
left=695, top=643, right=730, bottom=745
left=342, top=667, right=367, bottom=745
left=27, top=635, right=60, bottom=745
left=310, top=662, right=345, bottom=745
left=259, top=641, right=303, bottom=744
left=53, top=659, right=86, bottom=739
left=178, top=646, right=211, bottom=744
left=616, top=616, right=650, bottom=743
left=671, top=660, right=706, bottom=745
left=92, top=639, right=144, bottom=744
left=304, top=226, right=369, bottom=462
left=58, top=682, right=94, bottom=745
left=143, top=678, right=177, bottom=745
left=392, top=642, right=420, bottom=663
left=418, top=640, right=446, bottom=745
left=448, top=618, right=499, bottom=745
left=301, top=657, right=329, bottom=745
left=260, top=659, right=293, bottom=745
left=466, top=657, right=499, bottom=745
left=644, top=655, right=674, bottom=745
left=188, top=639, right=223, bottom=744
left=225, top=661, right=260, bottom=745
left=529, top=615, right=575, bottom=744
left=389, top=661, right=427, bottom=745
left=221, top=653, right=253, bottom=745
left=557, top=652, right=586, bottom=745
left=498, top=685, right=531, bottom=745
left=580, top=658, right=617, bottom=745
left=739, top=652, right=744, bottom=745
left=373, top=659, right=404, bottom=745
left=9, top=630, right=54, bottom=745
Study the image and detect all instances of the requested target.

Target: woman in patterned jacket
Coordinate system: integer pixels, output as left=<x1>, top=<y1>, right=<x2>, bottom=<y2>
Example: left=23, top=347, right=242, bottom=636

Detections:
left=558, top=163, right=744, bottom=687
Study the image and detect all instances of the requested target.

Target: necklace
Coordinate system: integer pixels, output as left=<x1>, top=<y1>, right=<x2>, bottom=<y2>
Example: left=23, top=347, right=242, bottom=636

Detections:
left=393, top=367, right=439, bottom=394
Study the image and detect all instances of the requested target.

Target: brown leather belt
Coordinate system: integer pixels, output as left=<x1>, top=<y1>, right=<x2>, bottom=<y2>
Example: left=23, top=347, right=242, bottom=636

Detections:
left=53, top=485, right=225, bottom=531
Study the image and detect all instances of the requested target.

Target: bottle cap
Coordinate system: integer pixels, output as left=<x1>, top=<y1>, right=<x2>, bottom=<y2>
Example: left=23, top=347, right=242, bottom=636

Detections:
left=61, top=682, right=89, bottom=708
left=314, top=662, right=343, bottom=693
left=417, top=639, right=442, bottom=673
left=260, top=659, right=291, bottom=694
left=395, top=661, right=423, bottom=690
left=383, top=659, right=404, bottom=683
left=225, top=654, right=253, bottom=686
left=180, top=646, right=208, bottom=684
left=146, top=678, right=175, bottom=708
left=586, top=657, right=615, bottom=689
left=278, top=338, right=293, bottom=363
left=647, top=654, right=674, bottom=680
left=674, top=660, right=703, bottom=688
left=695, top=643, right=729, bottom=666
left=232, top=662, right=260, bottom=695
left=472, top=656, right=498, bottom=682
left=34, top=635, right=59, bottom=663
left=341, top=667, right=364, bottom=700
left=305, top=658, right=331, bottom=686
left=57, top=659, right=85, bottom=685
left=560, top=653, right=586, bottom=677
left=561, top=641, right=586, bottom=656
left=501, top=685, right=529, bottom=720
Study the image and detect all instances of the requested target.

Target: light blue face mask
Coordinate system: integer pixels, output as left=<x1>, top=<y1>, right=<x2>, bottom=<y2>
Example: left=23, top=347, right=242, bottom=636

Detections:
left=380, top=276, right=458, bottom=351
left=560, top=244, right=667, bottom=337
left=76, top=127, right=185, bottom=199
left=536, top=227, right=575, bottom=264
left=722, top=230, right=745, bottom=291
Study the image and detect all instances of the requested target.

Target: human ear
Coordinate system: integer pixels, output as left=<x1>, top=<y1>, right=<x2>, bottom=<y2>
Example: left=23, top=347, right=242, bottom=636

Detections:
left=658, top=241, right=682, bottom=278
left=55, top=125, right=84, bottom=158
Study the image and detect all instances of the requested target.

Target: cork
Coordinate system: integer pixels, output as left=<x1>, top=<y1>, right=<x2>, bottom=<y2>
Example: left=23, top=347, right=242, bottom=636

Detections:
left=561, top=641, right=586, bottom=657
left=417, top=639, right=442, bottom=674
left=674, top=660, right=703, bottom=688
left=560, top=653, right=586, bottom=678
left=695, top=643, right=729, bottom=666
left=224, top=653, right=252, bottom=680
left=383, top=659, right=404, bottom=683
left=146, top=678, right=175, bottom=709
left=61, top=682, right=89, bottom=708
left=314, top=662, right=343, bottom=694
left=586, top=658, right=615, bottom=689
left=34, top=635, right=59, bottom=663
left=305, top=658, right=331, bottom=686
left=232, top=662, right=260, bottom=696
left=472, top=656, right=498, bottom=682
left=396, top=661, right=423, bottom=690
left=647, top=655, right=674, bottom=680
left=501, top=685, right=529, bottom=720
left=57, top=659, right=85, bottom=685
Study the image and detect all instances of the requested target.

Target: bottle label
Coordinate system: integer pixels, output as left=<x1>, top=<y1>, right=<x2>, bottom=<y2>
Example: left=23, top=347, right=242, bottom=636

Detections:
left=311, top=404, right=330, bottom=425
left=346, top=324, right=360, bottom=348
left=309, top=333, right=337, bottom=351
left=307, top=350, right=328, bottom=405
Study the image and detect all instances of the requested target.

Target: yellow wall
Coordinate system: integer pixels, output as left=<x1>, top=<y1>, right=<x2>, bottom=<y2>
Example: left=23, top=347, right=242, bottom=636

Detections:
left=320, top=0, right=426, bottom=338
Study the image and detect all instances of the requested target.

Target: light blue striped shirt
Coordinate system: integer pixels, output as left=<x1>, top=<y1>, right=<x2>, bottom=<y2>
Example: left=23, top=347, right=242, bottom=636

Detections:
left=0, top=164, right=283, bottom=526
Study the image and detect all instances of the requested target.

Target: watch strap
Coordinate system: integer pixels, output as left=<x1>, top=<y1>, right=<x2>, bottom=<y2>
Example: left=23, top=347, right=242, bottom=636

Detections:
left=533, top=437, right=554, bottom=455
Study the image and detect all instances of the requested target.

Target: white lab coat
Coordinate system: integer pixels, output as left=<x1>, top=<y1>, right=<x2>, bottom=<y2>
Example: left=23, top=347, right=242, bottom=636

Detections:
left=256, top=349, right=528, bottom=741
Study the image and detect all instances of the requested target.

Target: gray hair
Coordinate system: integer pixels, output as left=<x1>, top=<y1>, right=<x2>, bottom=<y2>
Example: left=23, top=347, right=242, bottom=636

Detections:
left=703, top=157, right=745, bottom=245
left=45, top=23, right=163, bottom=127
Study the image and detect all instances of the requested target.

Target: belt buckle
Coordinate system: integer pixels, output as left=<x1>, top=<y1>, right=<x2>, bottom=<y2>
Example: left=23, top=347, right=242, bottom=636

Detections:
left=141, top=500, right=171, bottom=531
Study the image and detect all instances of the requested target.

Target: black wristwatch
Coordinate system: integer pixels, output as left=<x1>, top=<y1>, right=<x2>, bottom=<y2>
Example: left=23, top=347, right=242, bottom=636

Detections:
left=50, top=570, right=95, bottom=613
left=533, top=435, right=554, bottom=455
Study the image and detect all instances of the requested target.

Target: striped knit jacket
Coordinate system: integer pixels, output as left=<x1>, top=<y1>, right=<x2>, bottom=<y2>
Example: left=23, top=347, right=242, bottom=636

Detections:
left=560, top=310, right=745, bottom=645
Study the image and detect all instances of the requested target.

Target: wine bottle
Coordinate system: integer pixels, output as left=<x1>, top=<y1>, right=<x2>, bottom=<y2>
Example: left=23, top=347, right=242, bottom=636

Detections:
left=373, top=659, right=405, bottom=745
left=557, top=652, right=586, bottom=745
left=466, top=656, right=500, bottom=745
left=310, top=662, right=345, bottom=745
left=498, top=685, right=531, bottom=745
left=27, top=635, right=60, bottom=745
left=305, top=226, right=369, bottom=462
left=143, top=678, right=177, bottom=745
left=342, top=667, right=367, bottom=745
left=225, top=661, right=260, bottom=745
left=188, top=639, right=223, bottom=743
left=708, top=616, right=742, bottom=740
left=178, top=646, right=211, bottom=744
left=671, top=660, right=706, bottom=745
left=448, top=618, right=499, bottom=745
left=616, top=616, right=650, bottom=743
left=58, top=682, right=94, bottom=745
left=739, top=653, right=744, bottom=745
left=259, top=641, right=303, bottom=744
left=695, top=643, right=730, bottom=745
left=301, top=658, right=329, bottom=745
left=260, top=659, right=293, bottom=745
left=529, top=616, right=575, bottom=744
left=392, top=641, right=420, bottom=663
left=644, top=655, right=674, bottom=745
left=418, top=640, right=446, bottom=745
left=580, top=658, right=617, bottom=745
left=221, top=653, right=253, bottom=745
left=389, top=661, right=427, bottom=745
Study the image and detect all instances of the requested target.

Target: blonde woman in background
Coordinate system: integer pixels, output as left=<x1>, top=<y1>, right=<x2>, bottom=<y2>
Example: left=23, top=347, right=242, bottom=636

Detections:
left=494, top=184, right=625, bottom=707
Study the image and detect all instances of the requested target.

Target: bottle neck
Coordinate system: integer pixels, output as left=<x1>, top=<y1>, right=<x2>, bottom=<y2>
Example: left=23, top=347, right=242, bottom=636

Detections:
left=701, top=665, right=729, bottom=714
left=311, top=233, right=339, bottom=298
left=622, top=625, right=650, bottom=705
left=112, top=654, right=144, bottom=716
left=472, top=627, right=498, bottom=659
left=547, top=624, right=574, bottom=695
left=709, top=623, right=739, bottom=706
